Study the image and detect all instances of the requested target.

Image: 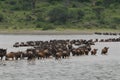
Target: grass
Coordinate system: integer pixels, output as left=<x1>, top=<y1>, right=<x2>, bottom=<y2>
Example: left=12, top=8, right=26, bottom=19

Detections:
left=0, top=0, right=120, bottom=33
left=0, top=28, right=120, bottom=35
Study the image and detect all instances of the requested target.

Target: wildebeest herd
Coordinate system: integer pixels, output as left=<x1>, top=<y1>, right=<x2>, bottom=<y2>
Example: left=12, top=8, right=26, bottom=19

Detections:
left=94, top=32, right=120, bottom=35
left=0, top=38, right=111, bottom=61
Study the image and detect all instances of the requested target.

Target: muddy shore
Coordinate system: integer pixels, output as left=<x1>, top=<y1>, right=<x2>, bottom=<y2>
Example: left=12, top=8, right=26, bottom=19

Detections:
left=0, top=29, right=120, bottom=35
left=0, top=30, right=94, bottom=35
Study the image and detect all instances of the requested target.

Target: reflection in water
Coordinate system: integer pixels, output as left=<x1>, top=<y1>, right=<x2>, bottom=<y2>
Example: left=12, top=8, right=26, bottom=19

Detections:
left=27, top=59, right=36, bottom=65
left=0, top=61, right=6, bottom=66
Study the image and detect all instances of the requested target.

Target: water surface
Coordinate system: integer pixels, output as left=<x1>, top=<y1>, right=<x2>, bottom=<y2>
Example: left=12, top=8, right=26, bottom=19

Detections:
left=0, top=34, right=120, bottom=80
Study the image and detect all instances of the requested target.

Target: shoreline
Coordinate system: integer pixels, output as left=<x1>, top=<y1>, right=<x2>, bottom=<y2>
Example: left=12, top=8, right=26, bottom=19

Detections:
left=0, top=29, right=120, bottom=35
left=0, top=30, right=94, bottom=35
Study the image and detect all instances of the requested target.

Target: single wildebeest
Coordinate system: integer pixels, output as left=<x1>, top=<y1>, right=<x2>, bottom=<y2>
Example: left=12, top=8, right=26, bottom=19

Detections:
left=0, top=48, right=7, bottom=60
left=5, top=52, right=15, bottom=60
left=91, top=49, right=98, bottom=55
left=101, top=47, right=109, bottom=55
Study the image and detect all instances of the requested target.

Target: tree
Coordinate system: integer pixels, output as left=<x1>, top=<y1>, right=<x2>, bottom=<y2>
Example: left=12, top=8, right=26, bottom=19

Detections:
left=16, top=0, right=37, bottom=10
left=48, top=6, right=68, bottom=24
left=90, top=0, right=97, bottom=6
left=68, top=8, right=84, bottom=22
left=92, top=6, right=104, bottom=20
left=77, top=9, right=84, bottom=20
left=102, top=0, right=120, bottom=7
left=47, top=0, right=62, bottom=4
left=77, top=0, right=90, bottom=2
left=0, top=13, right=4, bottom=22
left=64, top=0, right=70, bottom=7
left=112, top=17, right=120, bottom=24
left=31, top=0, right=36, bottom=9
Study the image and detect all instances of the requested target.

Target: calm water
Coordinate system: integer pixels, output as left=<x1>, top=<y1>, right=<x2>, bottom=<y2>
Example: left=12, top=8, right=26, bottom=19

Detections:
left=0, top=34, right=120, bottom=80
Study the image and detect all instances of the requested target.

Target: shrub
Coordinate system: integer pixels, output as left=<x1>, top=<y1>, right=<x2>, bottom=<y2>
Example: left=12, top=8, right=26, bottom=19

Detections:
left=0, top=13, right=4, bottom=22
left=25, top=15, right=34, bottom=21
left=68, top=8, right=84, bottom=22
left=77, top=9, right=85, bottom=20
left=92, top=6, right=104, bottom=20
left=8, top=0, right=16, bottom=5
left=36, top=22, right=44, bottom=28
left=109, top=24, right=117, bottom=29
left=42, top=24, right=55, bottom=30
left=48, top=5, right=68, bottom=24
left=112, top=17, right=120, bottom=24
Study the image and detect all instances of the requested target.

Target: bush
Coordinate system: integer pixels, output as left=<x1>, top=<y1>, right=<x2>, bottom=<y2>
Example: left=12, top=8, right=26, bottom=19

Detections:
left=36, top=22, right=55, bottom=30
left=12, top=26, right=18, bottom=30
left=36, top=13, right=45, bottom=22
left=109, top=24, right=117, bottom=29
left=8, top=0, right=16, bottom=5
left=48, top=5, right=68, bottom=24
left=36, top=22, right=44, bottom=28
left=42, top=24, right=55, bottom=30
left=47, top=0, right=62, bottom=4
left=25, top=15, right=34, bottom=21
left=92, top=6, right=104, bottom=20
left=0, top=13, right=4, bottom=22
left=112, top=17, right=120, bottom=24
left=68, top=8, right=84, bottom=22
left=77, top=9, right=85, bottom=20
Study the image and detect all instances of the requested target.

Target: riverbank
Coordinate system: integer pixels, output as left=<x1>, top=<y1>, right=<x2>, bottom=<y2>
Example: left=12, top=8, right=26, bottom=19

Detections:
left=0, top=30, right=93, bottom=35
left=0, top=29, right=120, bottom=35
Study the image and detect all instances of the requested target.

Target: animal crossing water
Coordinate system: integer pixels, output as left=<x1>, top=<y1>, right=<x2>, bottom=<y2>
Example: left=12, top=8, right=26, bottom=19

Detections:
left=0, top=34, right=120, bottom=80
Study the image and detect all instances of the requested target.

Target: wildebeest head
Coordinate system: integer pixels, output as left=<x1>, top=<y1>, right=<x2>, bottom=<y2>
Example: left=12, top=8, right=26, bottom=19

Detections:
left=0, top=48, right=7, bottom=55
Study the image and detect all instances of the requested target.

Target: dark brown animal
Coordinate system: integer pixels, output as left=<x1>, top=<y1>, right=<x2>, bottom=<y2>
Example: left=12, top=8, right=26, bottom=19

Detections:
left=0, top=49, right=7, bottom=60
left=91, top=49, right=98, bottom=55
left=101, top=47, right=109, bottom=55
left=55, top=51, right=63, bottom=59
left=37, top=51, right=46, bottom=59
left=37, top=49, right=51, bottom=59
left=84, top=49, right=89, bottom=55
left=27, top=51, right=36, bottom=60
left=62, top=50, right=70, bottom=58
left=14, top=51, right=23, bottom=60
left=5, top=52, right=15, bottom=60
left=13, top=42, right=19, bottom=47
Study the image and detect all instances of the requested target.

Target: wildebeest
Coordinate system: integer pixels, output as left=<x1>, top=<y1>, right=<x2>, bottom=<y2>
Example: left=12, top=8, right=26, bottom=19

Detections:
left=101, top=47, right=109, bottom=55
left=5, top=52, right=15, bottom=60
left=5, top=51, right=23, bottom=60
left=14, top=51, right=23, bottom=60
left=0, top=48, right=7, bottom=60
left=13, top=42, right=19, bottom=47
left=91, top=49, right=98, bottom=55
left=25, top=48, right=37, bottom=60
left=55, top=51, right=63, bottom=59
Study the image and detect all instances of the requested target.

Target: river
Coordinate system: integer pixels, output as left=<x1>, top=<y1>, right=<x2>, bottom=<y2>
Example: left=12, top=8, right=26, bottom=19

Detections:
left=0, top=34, right=120, bottom=80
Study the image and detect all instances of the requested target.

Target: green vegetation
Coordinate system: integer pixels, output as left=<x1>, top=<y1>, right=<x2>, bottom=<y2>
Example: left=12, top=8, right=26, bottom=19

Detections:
left=0, top=0, right=120, bottom=30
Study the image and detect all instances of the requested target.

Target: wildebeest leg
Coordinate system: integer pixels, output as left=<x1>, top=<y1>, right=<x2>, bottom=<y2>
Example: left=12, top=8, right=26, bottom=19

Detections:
left=55, top=55, right=59, bottom=60
left=5, top=57, right=8, bottom=60
left=62, top=56, right=64, bottom=59
left=55, top=57, right=59, bottom=60
left=38, top=57, right=39, bottom=60
left=15, top=57, right=18, bottom=60
left=1, top=57, right=3, bottom=60
left=12, top=57, right=14, bottom=60
left=72, top=54, right=75, bottom=56
left=27, top=57, right=31, bottom=60
left=104, top=53, right=107, bottom=55
left=39, top=56, right=42, bottom=59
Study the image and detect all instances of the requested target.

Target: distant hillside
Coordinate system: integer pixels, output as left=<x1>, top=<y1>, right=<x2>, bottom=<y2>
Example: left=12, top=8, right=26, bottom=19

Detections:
left=0, top=0, right=120, bottom=30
